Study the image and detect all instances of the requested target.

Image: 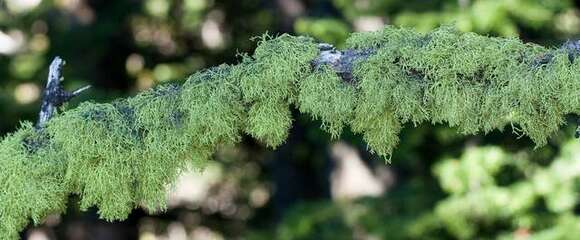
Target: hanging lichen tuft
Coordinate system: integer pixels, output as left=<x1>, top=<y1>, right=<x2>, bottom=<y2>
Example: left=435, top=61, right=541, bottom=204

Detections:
left=297, top=65, right=357, bottom=138
left=0, top=123, right=68, bottom=239
left=1, top=26, right=580, bottom=239
left=240, top=34, right=319, bottom=147
left=47, top=102, right=139, bottom=220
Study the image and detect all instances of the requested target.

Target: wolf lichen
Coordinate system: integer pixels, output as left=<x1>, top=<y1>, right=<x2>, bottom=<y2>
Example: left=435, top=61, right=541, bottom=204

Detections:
left=182, top=65, right=246, bottom=147
left=1, top=26, right=580, bottom=238
left=127, top=84, right=193, bottom=211
left=297, top=65, right=357, bottom=138
left=239, top=34, right=319, bottom=146
left=0, top=123, right=68, bottom=239
left=47, top=102, right=138, bottom=220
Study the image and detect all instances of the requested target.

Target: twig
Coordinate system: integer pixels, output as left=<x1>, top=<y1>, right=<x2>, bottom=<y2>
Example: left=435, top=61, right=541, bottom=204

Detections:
left=37, top=56, right=90, bottom=128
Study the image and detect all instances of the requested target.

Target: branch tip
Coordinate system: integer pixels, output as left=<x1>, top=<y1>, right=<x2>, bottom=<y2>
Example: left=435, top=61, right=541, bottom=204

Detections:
left=36, top=56, right=90, bottom=128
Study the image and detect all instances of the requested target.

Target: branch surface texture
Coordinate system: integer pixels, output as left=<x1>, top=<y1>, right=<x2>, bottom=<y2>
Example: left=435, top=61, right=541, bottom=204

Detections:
left=1, top=26, right=580, bottom=238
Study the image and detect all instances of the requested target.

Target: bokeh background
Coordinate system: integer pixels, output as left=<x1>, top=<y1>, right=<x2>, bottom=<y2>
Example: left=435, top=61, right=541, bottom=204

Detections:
left=1, top=0, right=580, bottom=239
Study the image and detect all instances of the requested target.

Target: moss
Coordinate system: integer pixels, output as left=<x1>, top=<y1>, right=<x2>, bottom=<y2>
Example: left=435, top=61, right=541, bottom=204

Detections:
left=297, top=66, right=357, bottom=138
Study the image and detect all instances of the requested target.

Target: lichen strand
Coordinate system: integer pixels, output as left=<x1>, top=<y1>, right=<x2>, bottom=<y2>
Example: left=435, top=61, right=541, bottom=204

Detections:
left=246, top=100, right=293, bottom=147
left=240, top=34, right=319, bottom=104
left=182, top=65, right=246, bottom=148
left=127, top=84, right=193, bottom=212
left=1, top=28, right=580, bottom=239
left=240, top=34, right=319, bottom=147
left=351, top=26, right=580, bottom=154
left=47, top=102, right=139, bottom=221
left=297, top=66, right=357, bottom=138
left=0, top=123, right=68, bottom=240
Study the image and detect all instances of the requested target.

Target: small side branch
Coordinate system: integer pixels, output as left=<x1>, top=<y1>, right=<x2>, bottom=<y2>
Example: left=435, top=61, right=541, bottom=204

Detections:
left=37, top=56, right=90, bottom=128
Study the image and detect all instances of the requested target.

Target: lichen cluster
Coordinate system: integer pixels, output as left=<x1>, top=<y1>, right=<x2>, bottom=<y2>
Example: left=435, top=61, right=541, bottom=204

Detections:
left=1, top=26, right=579, bottom=238
left=350, top=26, right=579, bottom=156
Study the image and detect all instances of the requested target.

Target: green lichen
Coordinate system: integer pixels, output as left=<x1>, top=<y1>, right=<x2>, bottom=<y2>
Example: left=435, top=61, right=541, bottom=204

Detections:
left=350, top=25, right=580, bottom=154
left=0, top=123, right=67, bottom=239
left=47, top=102, right=138, bottom=220
left=240, top=34, right=319, bottom=104
left=240, top=34, right=318, bottom=146
left=297, top=66, right=357, bottom=138
left=1, top=27, right=580, bottom=239
left=181, top=65, right=246, bottom=147
left=127, top=84, right=193, bottom=212
left=246, top=100, right=293, bottom=148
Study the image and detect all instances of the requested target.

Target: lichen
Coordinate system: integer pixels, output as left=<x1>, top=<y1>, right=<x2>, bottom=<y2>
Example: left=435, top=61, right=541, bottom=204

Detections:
left=240, top=34, right=319, bottom=104
left=181, top=65, right=246, bottom=147
left=1, top=26, right=580, bottom=239
left=0, top=123, right=67, bottom=239
left=127, top=84, right=193, bottom=212
left=47, top=102, right=138, bottom=220
left=297, top=65, right=357, bottom=138
left=245, top=100, right=293, bottom=148
left=239, top=34, right=319, bottom=146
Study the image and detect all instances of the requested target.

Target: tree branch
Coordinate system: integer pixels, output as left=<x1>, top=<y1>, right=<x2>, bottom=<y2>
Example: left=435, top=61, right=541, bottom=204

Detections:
left=312, top=43, right=375, bottom=83
left=37, top=56, right=90, bottom=128
left=3, top=27, right=580, bottom=239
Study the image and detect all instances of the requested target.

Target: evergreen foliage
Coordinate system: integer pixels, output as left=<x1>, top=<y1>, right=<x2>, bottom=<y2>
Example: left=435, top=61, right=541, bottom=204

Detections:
left=1, top=26, right=579, bottom=238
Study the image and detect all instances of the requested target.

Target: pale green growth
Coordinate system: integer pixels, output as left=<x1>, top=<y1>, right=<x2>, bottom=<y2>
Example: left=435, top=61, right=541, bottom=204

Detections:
left=47, top=102, right=138, bottom=221
left=246, top=101, right=292, bottom=148
left=0, top=123, right=68, bottom=239
left=350, top=27, right=423, bottom=158
left=504, top=51, right=579, bottom=145
left=297, top=66, right=357, bottom=138
left=240, top=34, right=319, bottom=104
left=346, top=26, right=422, bottom=49
left=2, top=27, right=580, bottom=239
left=127, top=84, right=192, bottom=212
left=239, top=34, right=318, bottom=146
left=354, top=48, right=427, bottom=126
left=351, top=107, right=402, bottom=160
left=560, top=60, right=580, bottom=113
left=351, top=25, right=580, bottom=154
left=181, top=65, right=246, bottom=147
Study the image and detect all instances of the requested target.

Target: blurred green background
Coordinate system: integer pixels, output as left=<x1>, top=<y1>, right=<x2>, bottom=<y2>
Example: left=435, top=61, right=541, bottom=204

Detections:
left=1, top=0, right=579, bottom=239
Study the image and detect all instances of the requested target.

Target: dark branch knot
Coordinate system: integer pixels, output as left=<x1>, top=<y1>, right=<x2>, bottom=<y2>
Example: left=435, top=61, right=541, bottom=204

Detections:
left=37, top=56, right=91, bottom=128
